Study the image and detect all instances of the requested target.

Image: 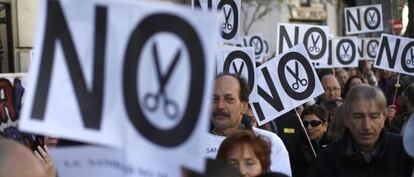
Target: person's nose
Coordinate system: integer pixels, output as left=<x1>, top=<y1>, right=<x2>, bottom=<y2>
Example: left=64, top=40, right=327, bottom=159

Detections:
left=361, top=117, right=372, bottom=131
left=239, top=165, right=248, bottom=177
left=216, top=98, right=226, bottom=110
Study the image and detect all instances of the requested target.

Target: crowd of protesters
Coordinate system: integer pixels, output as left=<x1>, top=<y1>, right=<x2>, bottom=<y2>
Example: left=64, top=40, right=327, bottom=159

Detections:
left=0, top=60, right=413, bottom=177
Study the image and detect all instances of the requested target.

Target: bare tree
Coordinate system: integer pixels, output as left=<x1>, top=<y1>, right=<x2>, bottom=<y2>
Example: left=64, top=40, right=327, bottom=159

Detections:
left=241, top=0, right=287, bottom=35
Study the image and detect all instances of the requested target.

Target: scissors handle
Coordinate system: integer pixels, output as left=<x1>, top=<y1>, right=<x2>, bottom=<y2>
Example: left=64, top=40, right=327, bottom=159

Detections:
left=164, top=98, right=179, bottom=119
left=292, top=81, right=299, bottom=90
left=227, top=24, right=233, bottom=30
left=300, top=79, right=308, bottom=86
left=143, top=93, right=159, bottom=112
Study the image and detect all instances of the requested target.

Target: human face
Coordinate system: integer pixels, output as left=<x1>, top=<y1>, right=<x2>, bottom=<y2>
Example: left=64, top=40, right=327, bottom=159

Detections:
left=303, top=114, right=327, bottom=141
left=345, top=100, right=385, bottom=153
left=336, top=72, right=348, bottom=88
left=212, top=76, right=247, bottom=132
left=227, top=145, right=262, bottom=177
left=321, top=76, right=341, bottom=102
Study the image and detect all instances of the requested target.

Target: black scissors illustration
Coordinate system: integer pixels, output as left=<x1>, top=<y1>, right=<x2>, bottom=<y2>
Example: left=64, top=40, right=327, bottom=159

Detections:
left=143, top=42, right=180, bottom=119
left=232, top=61, right=244, bottom=76
left=309, top=34, right=320, bottom=53
left=340, top=44, right=351, bottom=59
left=367, top=11, right=377, bottom=25
left=369, top=43, right=377, bottom=56
left=406, top=48, right=414, bottom=66
left=222, top=7, right=233, bottom=31
left=287, top=61, right=308, bottom=90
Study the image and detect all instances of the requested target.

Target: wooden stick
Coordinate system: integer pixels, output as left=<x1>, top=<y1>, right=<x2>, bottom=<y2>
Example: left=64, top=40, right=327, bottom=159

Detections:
left=294, top=109, right=317, bottom=158
left=392, top=74, right=401, bottom=105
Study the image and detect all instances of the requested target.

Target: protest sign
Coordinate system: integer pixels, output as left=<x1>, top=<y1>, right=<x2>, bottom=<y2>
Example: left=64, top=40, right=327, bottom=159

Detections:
left=330, top=37, right=359, bottom=67
left=277, top=23, right=330, bottom=68
left=250, top=44, right=324, bottom=126
left=374, top=34, right=414, bottom=76
left=192, top=0, right=240, bottom=44
left=216, top=46, right=256, bottom=94
left=19, top=0, right=218, bottom=176
left=358, top=37, right=380, bottom=60
left=344, top=4, right=383, bottom=35
left=241, top=34, right=266, bottom=61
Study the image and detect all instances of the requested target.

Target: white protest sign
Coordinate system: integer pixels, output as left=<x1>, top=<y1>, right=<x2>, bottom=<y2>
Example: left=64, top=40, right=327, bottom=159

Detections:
left=19, top=0, right=218, bottom=176
left=216, top=46, right=256, bottom=94
left=250, top=44, right=324, bottom=126
left=51, top=146, right=183, bottom=177
left=192, top=0, right=240, bottom=44
left=344, top=4, right=383, bottom=35
left=359, top=37, right=380, bottom=60
left=330, top=37, right=359, bottom=68
left=374, top=34, right=414, bottom=76
left=276, top=23, right=330, bottom=68
left=241, top=34, right=265, bottom=61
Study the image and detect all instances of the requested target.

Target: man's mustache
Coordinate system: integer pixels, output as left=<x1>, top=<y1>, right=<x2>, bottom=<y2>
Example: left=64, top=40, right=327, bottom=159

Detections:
left=213, top=110, right=230, bottom=117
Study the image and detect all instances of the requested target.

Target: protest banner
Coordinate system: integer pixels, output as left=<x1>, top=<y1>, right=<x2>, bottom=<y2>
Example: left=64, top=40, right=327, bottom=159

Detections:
left=19, top=0, right=218, bottom=176
left=330, top=36, right=359, bottom=68
left=374, top=34, right=414, bottom=76
left=344, top=4, right=383, bottom=35
left=241, top=34, right=266, bottom=61
left=358, top=37, right=380, bottom=60
left=192, top=0, right=240, bottom=44
left=276, top=23, right=330, bottom=68
left=216, top=46, right=256, bottom=94
left=250, top=44, right=324, bottom=126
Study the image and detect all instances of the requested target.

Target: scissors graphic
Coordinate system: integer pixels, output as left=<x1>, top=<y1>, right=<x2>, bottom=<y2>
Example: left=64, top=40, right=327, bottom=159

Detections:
left=340, top=44, right=351, bottom=59
left=232, top=62, right=244, bottom=76
left=406, top=48, right=414, bottom=66
left=222, top=7, right=233, bottom=31
left=309, top=34, right=320, bottom=53
left=143, top=42, right=180, bottom=119
left=367, top=11, right=377, bottom=25
left=369, top=43, right=377, bottom=56
left=287, top=61, right=308, bottom=90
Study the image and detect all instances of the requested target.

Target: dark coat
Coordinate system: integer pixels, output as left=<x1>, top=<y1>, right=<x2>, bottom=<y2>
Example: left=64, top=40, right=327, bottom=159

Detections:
left=307, top=129, right=413, bottom=177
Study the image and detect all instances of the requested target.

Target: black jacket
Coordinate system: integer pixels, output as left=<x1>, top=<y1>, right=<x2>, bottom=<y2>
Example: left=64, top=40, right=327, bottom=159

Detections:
left=307, top=129, right=413, bottom=177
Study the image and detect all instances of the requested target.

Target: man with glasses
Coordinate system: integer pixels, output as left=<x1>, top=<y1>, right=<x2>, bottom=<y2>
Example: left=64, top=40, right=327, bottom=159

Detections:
left=318, top=74, right=342, bottom=115
left=307, top=85, right=413, bottom=177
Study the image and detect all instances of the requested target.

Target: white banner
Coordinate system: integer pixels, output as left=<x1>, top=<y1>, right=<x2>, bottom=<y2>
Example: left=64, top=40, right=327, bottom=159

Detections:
left=215, top=46, right=256, bottom=95
left=241, top=34, right=266, bottom=61
left=276, top=23, right=330, bottom=68
left=250, top=44, right=324, bottom=126
left=374, top=34, right=414, bottom=76
left=344, top=4, right=383, bottom=35
left=19, top=0, right=218, bottom=176
left=192, top=0, right=240, bottom=44
left=358, top=37, right=380, bottom=60
left=51, top=146, right=183, bottom=177
left=330, top=37, right=359, bottom=68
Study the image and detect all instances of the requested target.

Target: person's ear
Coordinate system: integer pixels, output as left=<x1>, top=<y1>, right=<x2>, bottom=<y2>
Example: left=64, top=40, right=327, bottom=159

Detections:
left=241, top=101, right=248, bottom=114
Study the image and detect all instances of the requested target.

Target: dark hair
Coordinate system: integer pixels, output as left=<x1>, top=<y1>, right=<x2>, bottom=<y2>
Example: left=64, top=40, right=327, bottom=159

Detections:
left=216, top=130, right=271, bottom=173
left=216, top=72, right=249, bottom=102
left=403, top=83, right=414, bottom=108
left=301, top=105, right=329, bottom=122
left=341, top=75, right=367, bottom=98
left=257, top=172, right=288, bottom=177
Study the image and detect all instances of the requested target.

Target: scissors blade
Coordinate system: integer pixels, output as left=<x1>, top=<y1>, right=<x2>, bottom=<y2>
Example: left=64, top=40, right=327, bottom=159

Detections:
left=162, top=48, right=181, bottom=89
left=286, top=63, right=299, bottom=79
left=225, top=7, right=232, bottom=22
left=152, top=42, right=164, bottom=88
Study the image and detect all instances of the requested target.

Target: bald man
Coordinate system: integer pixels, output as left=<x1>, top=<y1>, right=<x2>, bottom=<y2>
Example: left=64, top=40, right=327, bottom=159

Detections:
left=0, top=139, right=47, bottom=177
left=318, top=74, right=343, bottom=114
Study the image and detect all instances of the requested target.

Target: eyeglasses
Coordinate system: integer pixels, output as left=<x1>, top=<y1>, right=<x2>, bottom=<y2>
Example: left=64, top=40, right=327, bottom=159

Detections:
left=303, top=120, right=323, bottom=127
left=324, top=87, right=341, bottom=93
